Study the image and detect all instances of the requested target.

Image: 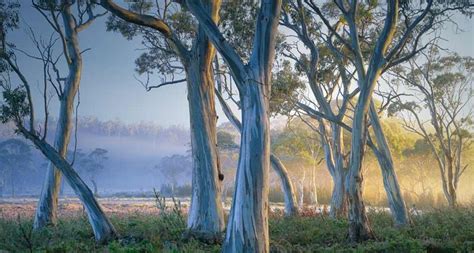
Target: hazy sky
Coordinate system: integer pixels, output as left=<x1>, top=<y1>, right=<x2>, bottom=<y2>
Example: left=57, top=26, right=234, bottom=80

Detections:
left=8, top=2, right=474, bottom=127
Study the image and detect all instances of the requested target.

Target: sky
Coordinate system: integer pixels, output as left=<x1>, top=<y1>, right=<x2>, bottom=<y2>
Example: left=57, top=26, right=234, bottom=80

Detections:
left=7, top=2, right=474, bottom=127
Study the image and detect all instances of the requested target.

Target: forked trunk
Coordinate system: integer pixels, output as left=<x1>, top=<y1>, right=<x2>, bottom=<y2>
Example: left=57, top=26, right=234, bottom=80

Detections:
left=223, top=81, right=270, bottom=253
left=20, top=128, right=116, bottom=243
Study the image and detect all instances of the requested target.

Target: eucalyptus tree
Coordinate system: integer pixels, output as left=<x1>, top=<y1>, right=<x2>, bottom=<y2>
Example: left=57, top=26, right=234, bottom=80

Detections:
left=388, top=51, right=473, bottom=207
left=280, top=0, right=409, bottom=224
left=215, top=1, right=299, bottom=216
left=185, top=1, right=282, bottom=251
left=0, top=1, right=116, bottom=242
left=20, top=0, right=108, bottom=230
left=216, top=69, right=298, bottom=216
left=299, top=0, right=472, bottom=242
left=0, top=138, right=33, bottom=197
left=77, top=148, right=109, bottom=196
left=99, top=0, right=225, bottom=238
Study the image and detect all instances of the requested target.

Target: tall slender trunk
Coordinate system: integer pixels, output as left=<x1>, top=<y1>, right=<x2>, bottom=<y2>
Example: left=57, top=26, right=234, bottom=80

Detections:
left=20, top=127, right=117, bottom=243
left=186, top=36, right=224, bottom=237
left=223, top=80, right=270, bottom=253
left=299, top=168, right=306, bottom=208
left=310, top=152, right=318, bottom=206
left=369, top=103, right=409, bottom=226
left=34, top=5, right=86, bottom=230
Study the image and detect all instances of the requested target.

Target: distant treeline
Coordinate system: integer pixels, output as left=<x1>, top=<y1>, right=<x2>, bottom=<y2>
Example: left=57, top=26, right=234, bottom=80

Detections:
left=0, top=117, right=189, bottom=140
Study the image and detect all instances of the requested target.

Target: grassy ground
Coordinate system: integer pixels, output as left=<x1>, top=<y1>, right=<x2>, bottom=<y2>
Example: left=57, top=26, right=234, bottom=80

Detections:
left=0, top=205, right=473, bottom=252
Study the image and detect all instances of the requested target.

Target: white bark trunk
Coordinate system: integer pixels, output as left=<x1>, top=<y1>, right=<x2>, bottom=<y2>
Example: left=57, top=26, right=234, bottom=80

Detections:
left=216, top=87, right=298, bottom=216
left=222, top=81, right=270, bottom=253
left=186, top=45, right=225, bottom=237
left=270, top=154, right=298, bottom=215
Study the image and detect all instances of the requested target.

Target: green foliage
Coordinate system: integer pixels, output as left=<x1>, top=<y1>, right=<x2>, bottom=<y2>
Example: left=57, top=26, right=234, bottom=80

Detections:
left=272, top=120, right=320, bottom=164
left=0, top=88, right=30, bottom=124
left=270, top=61, right=305, bottom=116
left=216, top=130, right=238, bottom=150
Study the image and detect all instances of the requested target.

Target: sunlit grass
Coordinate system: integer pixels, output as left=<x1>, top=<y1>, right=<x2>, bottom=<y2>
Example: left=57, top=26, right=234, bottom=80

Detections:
left=0, top=205, right=473, bottom=252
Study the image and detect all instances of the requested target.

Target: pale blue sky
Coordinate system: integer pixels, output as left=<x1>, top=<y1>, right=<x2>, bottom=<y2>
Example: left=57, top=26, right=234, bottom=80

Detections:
left=8, top=3, right=474, bottom=127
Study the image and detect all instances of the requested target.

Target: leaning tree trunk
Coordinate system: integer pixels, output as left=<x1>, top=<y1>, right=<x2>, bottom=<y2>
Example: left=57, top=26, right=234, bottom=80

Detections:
left=270, top=154, right=298, bottom=215
left=346, top=97, right=374, bottom=242
left=20, top=127, right=116, bottom=243
left=369, top=103, right=409, bottom=226
left=223, top=80, right=271, bottom=253
left=186, top=32, right=225, bottom=237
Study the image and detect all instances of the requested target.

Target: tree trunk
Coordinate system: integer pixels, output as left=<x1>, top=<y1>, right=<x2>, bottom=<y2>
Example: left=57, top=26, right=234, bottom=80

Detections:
left=222, top=82, right=270, bottom=253
left=346, top=99, right=374, bottom=242
left=215, top=76, right=298, bottom=216
left=320, top=121, right=349, bottom=218
left=34, top=116, right=70, bottom=228
left=310, top=155, right=318, bottom=206
left=369, top=103, right=409, bottom=226
left=331, top=168, right=348, bottom=218
left=91, top=179, right=98, bottom=196
left=20, top=127, right=117, bottom=243
left=445, top=158, right=457, bottom=207
left=299, top=168, right=306, bottom=209
left=186, top=32, right=225, bottom=237
left=270, top=154, right=298, bottom=215
left=34, top=5, right=82, bottom=230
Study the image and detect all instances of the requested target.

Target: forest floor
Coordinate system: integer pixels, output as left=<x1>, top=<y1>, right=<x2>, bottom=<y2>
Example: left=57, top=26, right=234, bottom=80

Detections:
left=0, top=198, right=473, bottom=252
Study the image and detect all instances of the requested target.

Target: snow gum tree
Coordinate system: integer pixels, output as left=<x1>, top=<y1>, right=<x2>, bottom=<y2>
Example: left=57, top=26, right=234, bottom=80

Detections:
left=100, top=0, right=225, bottom=239
left=185, top=0, right=282, bottom=251
left=0, top=0, right=116, bottom=243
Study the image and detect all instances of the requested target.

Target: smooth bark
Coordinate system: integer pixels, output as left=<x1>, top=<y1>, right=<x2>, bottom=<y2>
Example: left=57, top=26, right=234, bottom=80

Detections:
left=101, top=0, right=225, bottom=236
left=216, top=88, right=298, bottom=216
left=369, top=103, right=409, bottom=226
left=34, top=5, right=83, bottom=229
left=186, top=34, right=225, bottom=236
left=186, top=1, right=282, bottom=251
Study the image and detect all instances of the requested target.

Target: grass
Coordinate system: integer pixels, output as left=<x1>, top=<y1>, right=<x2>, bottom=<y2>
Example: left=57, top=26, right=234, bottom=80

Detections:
left=0, top=206, right=473, bottom=252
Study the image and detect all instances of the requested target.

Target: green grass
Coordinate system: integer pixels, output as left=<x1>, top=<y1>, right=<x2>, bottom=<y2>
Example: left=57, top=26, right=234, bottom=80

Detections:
left=1, top=207, right=473, bottom=252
